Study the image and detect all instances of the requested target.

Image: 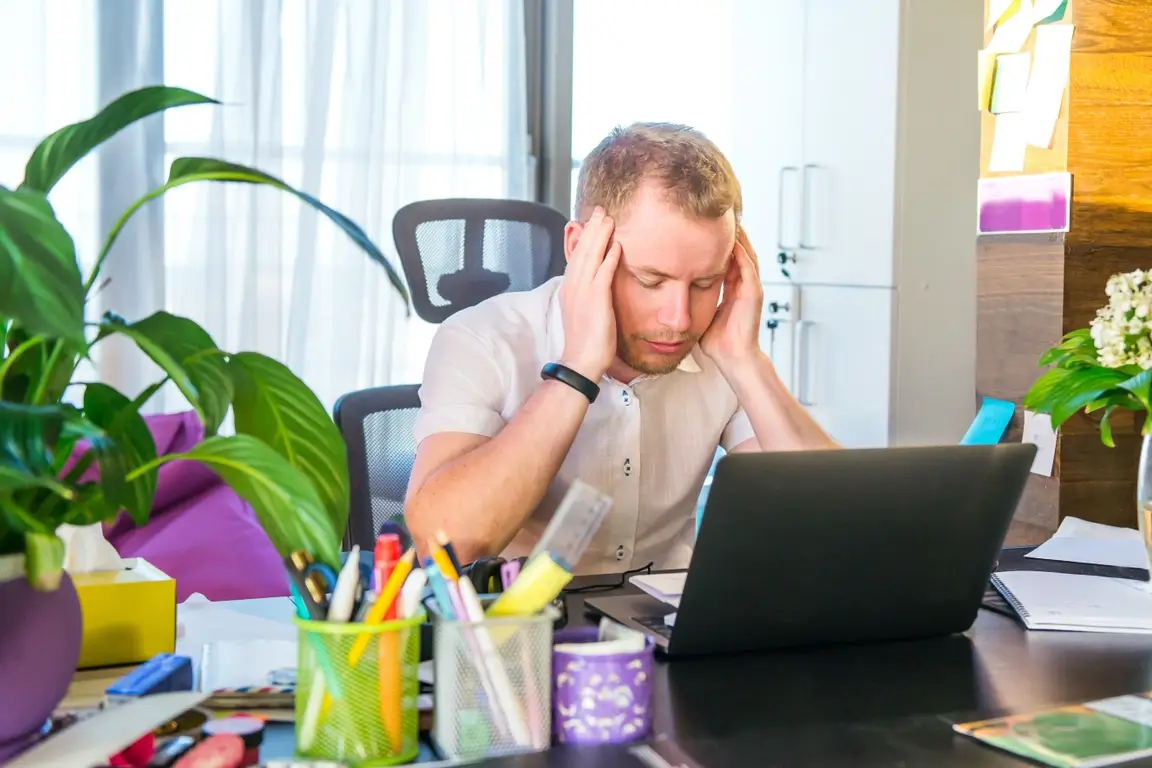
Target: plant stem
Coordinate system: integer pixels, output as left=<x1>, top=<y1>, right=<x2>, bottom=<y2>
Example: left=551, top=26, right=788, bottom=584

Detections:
left=29, top=340, right=67, bottom=404
left=0, top=334, right=46, bottom=388
left=84, top=186, right=167, bottom=295
left=125, top=455, right=173, bottom=483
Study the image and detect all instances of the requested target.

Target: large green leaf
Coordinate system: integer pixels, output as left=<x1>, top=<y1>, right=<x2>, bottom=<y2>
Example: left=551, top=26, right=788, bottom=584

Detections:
left=102, top=311, right=233, bottom=435
left=0, top=402, right=69, bottom=479
left=229, top=352, right=349, bottom=539
left=1048, top=368, right=1133, bottom=428
left=97, top=158, right=409, bottom=308
left=82, top=383, right=158, bottom=526
left=158, top=434, right=342, bottom=569
left=0, top=188, right=85, bottom=344
left=20, top=86, right=218, bottom=194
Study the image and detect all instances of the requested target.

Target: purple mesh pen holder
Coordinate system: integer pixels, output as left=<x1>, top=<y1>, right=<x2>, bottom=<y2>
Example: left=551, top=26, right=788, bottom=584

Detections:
left=551, top=627, right=655, bottom=746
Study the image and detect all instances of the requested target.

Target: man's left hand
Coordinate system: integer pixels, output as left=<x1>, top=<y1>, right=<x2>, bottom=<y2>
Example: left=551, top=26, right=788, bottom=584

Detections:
left=700, top=227, right=764, bottom=366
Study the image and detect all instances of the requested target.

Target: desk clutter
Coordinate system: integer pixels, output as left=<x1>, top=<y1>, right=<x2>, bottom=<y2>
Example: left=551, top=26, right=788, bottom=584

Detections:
left=16, top=480, right=665, bottom=767
left=989, top=517, right=1152, bottom=635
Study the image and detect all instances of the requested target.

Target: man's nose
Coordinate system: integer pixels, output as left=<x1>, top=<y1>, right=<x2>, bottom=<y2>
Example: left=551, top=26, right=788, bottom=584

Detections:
left=656, top=285, right=692, bottom=333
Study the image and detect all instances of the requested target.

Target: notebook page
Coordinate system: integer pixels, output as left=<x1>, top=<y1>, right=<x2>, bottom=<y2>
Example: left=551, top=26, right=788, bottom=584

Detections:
left=995, top=571, right=1152, bottom=631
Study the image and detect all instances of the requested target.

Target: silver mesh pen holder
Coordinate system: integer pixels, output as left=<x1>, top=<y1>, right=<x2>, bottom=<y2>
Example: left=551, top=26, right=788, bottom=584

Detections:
left=430, top=602, right=558, bottom=760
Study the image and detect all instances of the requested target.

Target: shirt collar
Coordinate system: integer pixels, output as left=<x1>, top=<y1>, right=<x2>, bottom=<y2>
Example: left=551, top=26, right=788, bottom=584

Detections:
left=545, top=278, right=702, bottom=380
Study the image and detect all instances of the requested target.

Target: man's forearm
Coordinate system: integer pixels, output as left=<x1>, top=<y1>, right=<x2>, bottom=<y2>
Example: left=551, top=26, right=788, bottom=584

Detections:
left=405, top=379, right=590, bottom=562
left=721, top=352, right=839, bottom=451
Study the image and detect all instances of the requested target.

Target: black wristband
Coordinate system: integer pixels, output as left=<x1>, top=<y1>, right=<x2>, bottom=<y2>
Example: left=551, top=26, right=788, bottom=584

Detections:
left=541, top=362, right=600, bottom=404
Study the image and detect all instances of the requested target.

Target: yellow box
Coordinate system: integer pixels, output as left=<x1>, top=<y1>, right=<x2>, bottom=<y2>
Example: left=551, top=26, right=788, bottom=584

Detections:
left=71, top=558, right=176, bottom=669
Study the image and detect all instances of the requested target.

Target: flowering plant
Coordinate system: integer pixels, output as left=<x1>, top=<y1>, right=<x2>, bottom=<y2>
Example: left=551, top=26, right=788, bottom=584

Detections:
left=1024, top=270, right=1152, bottom=446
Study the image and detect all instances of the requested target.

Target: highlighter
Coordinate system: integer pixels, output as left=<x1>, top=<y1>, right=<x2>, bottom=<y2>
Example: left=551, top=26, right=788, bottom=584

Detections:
left=485, top=551, right=573, bottom=618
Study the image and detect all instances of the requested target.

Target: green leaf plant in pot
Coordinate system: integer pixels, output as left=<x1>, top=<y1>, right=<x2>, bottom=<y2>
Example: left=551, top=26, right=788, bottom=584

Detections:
left=1023, top=269, right=1152, bottom=581
left=0, top=86, right=409, bottom=759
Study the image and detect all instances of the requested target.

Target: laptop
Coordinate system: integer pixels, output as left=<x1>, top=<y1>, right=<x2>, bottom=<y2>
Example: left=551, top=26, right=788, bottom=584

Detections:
left=586, top=444, right=1036, bottom=658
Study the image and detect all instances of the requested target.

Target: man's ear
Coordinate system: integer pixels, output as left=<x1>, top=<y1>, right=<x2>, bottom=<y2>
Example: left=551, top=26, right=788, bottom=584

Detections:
left=563, top=221, right=584, bottom=264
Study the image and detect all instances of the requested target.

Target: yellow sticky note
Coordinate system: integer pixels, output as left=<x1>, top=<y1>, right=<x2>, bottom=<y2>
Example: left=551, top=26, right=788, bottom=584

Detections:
left=987, top=0, right=1019, bottom=31
left=978, top=50, right=998, bottom=111
left=987, top=0, right=1036, bottom=53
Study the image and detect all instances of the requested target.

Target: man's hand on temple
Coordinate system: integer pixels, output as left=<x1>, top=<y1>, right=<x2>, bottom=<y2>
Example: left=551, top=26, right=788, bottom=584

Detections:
left=558, top=206, right=623, bottom=382
left=700, top=226, right=765, bottom=368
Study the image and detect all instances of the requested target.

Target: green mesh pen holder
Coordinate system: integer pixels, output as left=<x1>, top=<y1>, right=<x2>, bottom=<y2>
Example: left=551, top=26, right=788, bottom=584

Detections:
left=294, top=613, right=423, bottom=767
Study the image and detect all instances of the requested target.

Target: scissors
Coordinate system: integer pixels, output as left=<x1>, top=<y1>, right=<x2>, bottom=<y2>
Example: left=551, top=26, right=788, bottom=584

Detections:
left=302, top=562, right=339, bottom=612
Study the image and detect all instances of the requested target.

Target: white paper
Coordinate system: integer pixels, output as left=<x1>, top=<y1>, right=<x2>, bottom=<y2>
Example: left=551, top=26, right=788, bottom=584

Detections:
left=993, top=571, right=1152, bottom=633
left=1023, top=24, right=1074, bottom=148
left=8, top=692, right=208, bottom=768
left=57, top=522, right=122, bottom=572
left=1026, top=537, right=1149, bottom=570
left=199, top=639, right=298, bottom=692
left=987, top=0, right=1036, bottom=53
left=1053, top=516, right=1144, bottom=543
left=989, top=112, right=1030, bottom=172
left=991, top=52, right=1032, bottom=113
left=1022, top=410, right=1058, bottom=476
left=630, top=572, right=686, bottom=608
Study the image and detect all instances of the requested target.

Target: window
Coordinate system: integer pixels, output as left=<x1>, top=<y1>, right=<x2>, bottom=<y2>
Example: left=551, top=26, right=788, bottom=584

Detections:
left=569, top=0, right=735, bottom=212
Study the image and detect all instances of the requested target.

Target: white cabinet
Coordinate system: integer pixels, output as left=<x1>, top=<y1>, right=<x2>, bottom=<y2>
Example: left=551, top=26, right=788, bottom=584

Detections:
left=796, top=0, right=901, bottom=287
left=730, top=0, right=805, bottom=264
left=795, top=285, right=893, bottom=448
left=759, top=282, right=800, bottom=397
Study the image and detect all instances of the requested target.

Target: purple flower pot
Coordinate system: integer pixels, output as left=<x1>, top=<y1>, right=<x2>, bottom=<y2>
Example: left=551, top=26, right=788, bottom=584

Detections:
left=552, top=626, right=655, bottom=746
left=0, top=564, right=83, bottom=763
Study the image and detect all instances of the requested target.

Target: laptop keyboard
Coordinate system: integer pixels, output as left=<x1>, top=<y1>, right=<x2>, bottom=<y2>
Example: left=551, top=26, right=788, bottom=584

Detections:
left=631, top=614, right=673, bottom=639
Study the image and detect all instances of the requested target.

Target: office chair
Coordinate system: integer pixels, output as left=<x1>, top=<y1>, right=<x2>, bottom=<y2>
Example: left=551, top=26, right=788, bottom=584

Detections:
left=392, top=198, right=568, bottom=323
left=333, top=384, right=421, bottom=552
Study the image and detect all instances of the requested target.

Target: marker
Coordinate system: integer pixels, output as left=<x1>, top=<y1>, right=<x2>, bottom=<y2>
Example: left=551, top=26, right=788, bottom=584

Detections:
left=327, top=545, right=362, bottom=622
left=500, top=560, right=521, bottom=591
left=374, top=534, right=401, bottom=592
left=348, top=548, right=415, bottom=667
left=486, top=551, right=573, bottom=618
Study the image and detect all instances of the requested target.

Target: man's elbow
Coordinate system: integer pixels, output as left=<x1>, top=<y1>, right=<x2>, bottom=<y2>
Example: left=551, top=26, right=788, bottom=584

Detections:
left=404, top=492, right=500, bottom=566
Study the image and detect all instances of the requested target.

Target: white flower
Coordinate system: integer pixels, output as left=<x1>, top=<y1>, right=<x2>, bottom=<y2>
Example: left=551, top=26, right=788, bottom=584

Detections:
left=1091, top=271, right=1152, bottom=369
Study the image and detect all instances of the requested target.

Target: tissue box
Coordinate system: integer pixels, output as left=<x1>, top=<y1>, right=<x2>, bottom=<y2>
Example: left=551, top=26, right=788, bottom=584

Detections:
left=72, top=558, right=176, bottom=669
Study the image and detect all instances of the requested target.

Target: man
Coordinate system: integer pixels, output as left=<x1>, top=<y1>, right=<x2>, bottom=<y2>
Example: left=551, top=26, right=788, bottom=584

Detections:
left=405, top=122, right=837, bottom=573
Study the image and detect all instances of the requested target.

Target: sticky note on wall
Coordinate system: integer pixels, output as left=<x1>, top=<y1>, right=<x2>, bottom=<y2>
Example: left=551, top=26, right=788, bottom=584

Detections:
left=1023, top=410, right=1058, bottom=475
left=961, top=397, right=1015, bottom=445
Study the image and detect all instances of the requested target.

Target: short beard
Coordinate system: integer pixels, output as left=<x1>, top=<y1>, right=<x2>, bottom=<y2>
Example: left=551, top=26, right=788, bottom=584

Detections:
left=616, top=329, right=695, bottom=375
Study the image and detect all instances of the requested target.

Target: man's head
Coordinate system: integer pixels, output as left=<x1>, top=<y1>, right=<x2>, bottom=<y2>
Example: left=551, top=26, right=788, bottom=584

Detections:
left=567, top=122, right=741, bottom=375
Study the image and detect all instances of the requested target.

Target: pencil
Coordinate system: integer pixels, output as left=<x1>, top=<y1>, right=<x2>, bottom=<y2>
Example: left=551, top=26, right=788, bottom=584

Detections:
left=436, top=529, right=462, bottom=574
left=348, top=548, right=414, bottom=667
left=429, top=532, right=460, bottom=583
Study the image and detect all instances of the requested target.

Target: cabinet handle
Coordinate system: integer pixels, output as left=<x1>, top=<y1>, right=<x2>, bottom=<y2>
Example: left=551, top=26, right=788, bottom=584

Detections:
left=778, top=166, right=800, bottom=251
left=796, top=320, right=814, bottom=406
left=799, top=164, right=822, bottom=251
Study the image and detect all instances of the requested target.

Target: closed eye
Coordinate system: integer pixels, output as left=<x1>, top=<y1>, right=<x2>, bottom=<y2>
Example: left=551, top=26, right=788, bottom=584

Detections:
left=693, top=280, right=717, bottom=290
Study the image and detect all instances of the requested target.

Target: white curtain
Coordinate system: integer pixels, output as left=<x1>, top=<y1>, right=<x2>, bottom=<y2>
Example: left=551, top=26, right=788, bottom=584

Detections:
left=0, top=0, right=531, bottom=414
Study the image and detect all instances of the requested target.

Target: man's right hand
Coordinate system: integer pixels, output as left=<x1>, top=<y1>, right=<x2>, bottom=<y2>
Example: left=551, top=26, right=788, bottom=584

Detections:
left=558, top=206, right=621, bottom=381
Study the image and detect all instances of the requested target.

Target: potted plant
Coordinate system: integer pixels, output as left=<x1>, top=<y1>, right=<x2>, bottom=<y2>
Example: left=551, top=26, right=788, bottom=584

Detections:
left=0, top=85, right=408, bottom=757
left=1023, top=269, right=1152, bottom=571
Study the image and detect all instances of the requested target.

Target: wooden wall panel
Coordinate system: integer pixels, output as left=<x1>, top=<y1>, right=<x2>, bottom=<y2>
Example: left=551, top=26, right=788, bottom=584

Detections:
left=1070, top=0, right=1152, bottom=54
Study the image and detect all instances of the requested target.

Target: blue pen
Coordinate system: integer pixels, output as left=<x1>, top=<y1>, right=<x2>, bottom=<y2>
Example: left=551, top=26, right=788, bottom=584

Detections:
left=424, top=562, right=456, bottom=620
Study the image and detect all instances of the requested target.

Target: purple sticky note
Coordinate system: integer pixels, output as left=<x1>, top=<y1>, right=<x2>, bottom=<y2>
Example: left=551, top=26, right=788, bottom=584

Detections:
left=552, top=627, right=654, bottom=746
left=978, top=172, right=1071, bottom=235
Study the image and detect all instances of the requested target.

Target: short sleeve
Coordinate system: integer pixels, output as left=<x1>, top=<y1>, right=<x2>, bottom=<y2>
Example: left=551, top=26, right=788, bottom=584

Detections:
left=413, top=322, right=508, bottom=444
left=720, top=406, right=756, bottom=451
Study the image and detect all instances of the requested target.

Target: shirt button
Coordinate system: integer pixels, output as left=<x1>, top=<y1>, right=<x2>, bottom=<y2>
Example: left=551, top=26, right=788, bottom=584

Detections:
left=616, top=546, right=626, bottom=561
left=621, top=389, right=631, bottom=406
left=623, top=458, right=632, bottom=476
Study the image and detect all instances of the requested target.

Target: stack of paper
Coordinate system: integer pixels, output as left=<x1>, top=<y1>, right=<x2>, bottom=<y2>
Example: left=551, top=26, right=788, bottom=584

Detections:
left=630, top=573, right=686, bottom=608
left=1025, top=517, right=1147, bottom=571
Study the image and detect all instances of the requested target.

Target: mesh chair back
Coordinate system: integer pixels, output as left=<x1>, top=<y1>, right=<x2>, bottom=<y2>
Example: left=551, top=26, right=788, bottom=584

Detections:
left=333, top=384, right=422, bottom=551
left=393, top=198, right=568, bottom=324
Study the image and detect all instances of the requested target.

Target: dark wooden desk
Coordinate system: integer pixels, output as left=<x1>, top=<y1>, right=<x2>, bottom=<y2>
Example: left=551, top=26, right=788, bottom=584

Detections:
left=551, top=571, right=1152, bottom=767
left=265, top=569, right=1152, bottom=766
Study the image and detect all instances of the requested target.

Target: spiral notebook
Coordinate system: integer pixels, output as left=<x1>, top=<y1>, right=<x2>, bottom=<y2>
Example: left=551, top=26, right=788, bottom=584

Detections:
left=991, top=571, right=1152, bottom=633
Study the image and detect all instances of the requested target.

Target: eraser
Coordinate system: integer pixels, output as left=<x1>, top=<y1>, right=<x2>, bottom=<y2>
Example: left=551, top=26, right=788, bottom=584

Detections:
left=105, top=653, right=194, bottom=704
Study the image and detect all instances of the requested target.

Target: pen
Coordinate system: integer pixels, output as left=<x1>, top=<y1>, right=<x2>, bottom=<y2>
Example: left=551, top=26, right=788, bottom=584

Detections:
left=327, top=545, right=361, bottom=622
left=348, top=548, right=415, bottom=667
left=456, top=576, right=531, bottom=747
left=425, top=562, right=456, bottom=621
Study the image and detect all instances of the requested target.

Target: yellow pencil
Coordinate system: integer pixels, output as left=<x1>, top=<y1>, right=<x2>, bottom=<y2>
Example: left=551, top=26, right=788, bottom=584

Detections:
left=347, top=548, right=414, bottom=667
left=431, top=530, right=460, bottom=583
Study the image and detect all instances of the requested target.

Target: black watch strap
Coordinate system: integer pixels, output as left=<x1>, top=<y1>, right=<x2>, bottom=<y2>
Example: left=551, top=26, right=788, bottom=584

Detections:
left=541, top=362, right=600, bottom=404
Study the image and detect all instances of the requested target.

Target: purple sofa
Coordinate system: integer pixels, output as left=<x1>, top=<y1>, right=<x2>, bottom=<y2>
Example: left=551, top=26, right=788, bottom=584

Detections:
left=95, top=412, right=290, bottom=602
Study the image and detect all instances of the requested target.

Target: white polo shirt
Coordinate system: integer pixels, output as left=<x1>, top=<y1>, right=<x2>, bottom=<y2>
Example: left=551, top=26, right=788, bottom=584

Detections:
left=413, top=277, right=754, bottom=574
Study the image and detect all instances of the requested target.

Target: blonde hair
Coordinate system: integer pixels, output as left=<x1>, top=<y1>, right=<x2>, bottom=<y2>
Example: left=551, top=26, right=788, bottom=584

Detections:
left=573, top=122, right=742, bottom=222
